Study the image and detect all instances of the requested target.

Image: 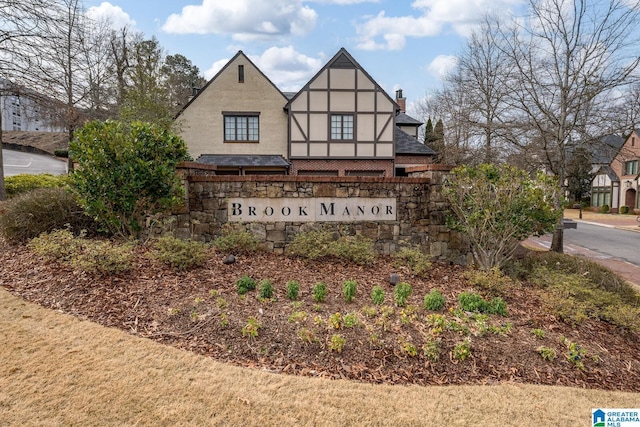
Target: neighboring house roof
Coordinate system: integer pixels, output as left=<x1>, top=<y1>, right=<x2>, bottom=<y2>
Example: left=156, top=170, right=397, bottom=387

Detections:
left=197, top=154, right=290, bottom=168
left=396, top=112, right=422, bottom=126
left=394, top=127, right=435, bottom=155
left=175, top=51, right=289, bottom=119
left=283, top=92, right=296, bottom=100
left=591, top=134, right=625, bottom=165
left=1, top=130, right=68, bottom=155
left=593, top=165, right=619, bottom=183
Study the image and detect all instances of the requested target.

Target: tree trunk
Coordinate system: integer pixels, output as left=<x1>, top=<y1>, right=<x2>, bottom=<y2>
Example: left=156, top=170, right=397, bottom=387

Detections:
left=550, top=222, right=564, bottom=252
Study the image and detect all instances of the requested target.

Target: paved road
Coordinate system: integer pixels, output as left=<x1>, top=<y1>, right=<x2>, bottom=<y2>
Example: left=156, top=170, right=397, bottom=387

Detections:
left=2, top=149, right=67, bottom=176
left=564, top=223, right=640, bottom=267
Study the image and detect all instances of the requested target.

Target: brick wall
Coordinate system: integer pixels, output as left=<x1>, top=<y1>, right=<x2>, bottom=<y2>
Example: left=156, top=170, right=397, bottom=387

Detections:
left=153, top=165, right=470, bottom=263
left=290, top=159, right=394, bottom=177
left=395, top=155, right=433, bottom=166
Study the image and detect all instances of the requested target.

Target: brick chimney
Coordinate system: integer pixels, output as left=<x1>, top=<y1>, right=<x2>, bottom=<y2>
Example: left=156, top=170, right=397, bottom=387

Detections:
left=395, top=89, right=406, bottom=113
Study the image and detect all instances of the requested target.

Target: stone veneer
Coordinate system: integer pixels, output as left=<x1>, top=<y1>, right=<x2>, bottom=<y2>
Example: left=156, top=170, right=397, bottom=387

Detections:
left=155, top=164, right=471, bottom=263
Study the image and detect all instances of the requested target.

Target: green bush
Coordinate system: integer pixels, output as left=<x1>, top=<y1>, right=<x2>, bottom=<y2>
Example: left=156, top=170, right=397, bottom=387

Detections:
left=70, top=240, right=134, bottom=275
left=424, top=289, right=446, bottom=311
left=259, top=279, right=274, bottom=299
left=4, top=173, right=68, bottom=198
left=371, top=285, right=385, bottom=305
left=342, top=279, right=357, bottom=303
left=0, top=187, right=97, bottom=243
left=287, top=230, right=374, bottom=265
left=29, top=229, right=134, bottom=275
left=149, top=236, right=208, bottom=270
left=443, top=163, right=560, bottom=270
left=393, top=282, right=412, bottom=307
left=212, top=225, right=257, bottom=253
left=286, top=280, right=300, bottom=300
left=458, top=291, right=508, bottom=316
left=599, top=204, right=610, bottom=213
left=236, top=275, right=257, bottom=295
left=313, top=282, right=328, bottom=303
left=619, top=205, right=629, bottom=214
left=70, top=120, right=189, bottom=239
left=393, top=247, right=432, bottom=277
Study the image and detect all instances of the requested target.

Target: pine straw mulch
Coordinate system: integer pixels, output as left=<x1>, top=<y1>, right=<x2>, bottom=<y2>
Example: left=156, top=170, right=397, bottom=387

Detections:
left=1, top=241, right=639, bottom=392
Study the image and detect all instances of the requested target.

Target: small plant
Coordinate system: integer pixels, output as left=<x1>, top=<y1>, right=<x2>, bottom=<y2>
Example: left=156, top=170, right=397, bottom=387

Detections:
left=401, top=341, right=418, bottom=357
left=190, top=309, right=199, bottom=322
left=258, top=279, right=275, bottom=300
left=286, top=280, right=300, bottom=300
left=287, top=230, right=374, bottom=265
left=399, top=305, right=418, bottom=325
left=489, top=322, right=512, bottom=336
left=423, top=339, right=441, bottom=362
left=298, top=328, right=317, bottom=344
left=424, top=289, right=446, bottom=311
left=288, top=311, right=308, bottom=323
left=167, top=307, right=180, bottom=316
left=241, top=317, right=262, bottom=338
left=209, top=289, right=218, bottom=297
left=70, top=239, right=135, bottom=275
left=371, top=286, right=385, bottom=305
left=212, top=224, right=257, bottom=253
left=342, top=279, right=357, bottom=303
left=425, top=313, right=447, bottom=335
left=149, top=236, right=208, bottom=271
left=236, top=275, right=257, bottom=295
left=562, top=336, right=587, bottom=370
left=531, top=328, right=545, bottom=339
left=361, top=306, right=378, bottom=317
left=194, top=297, right=204, bottom=305
left=393, top=282, right=412, bottom=307
left=313, top=315, right=325, bottom=326
left=220, top=313, right=229, bottom=328
left=393, top=247, right=432, bottom=277
left=216, top=297, right=228, bottom=309
left=458, top=292, right=508, bottom=316
left=329, top=312, right=342, bottom=329
left=453, top=339, right=472, bottom=361
left=329, top=334, right=346, bottom=353
left=343, top=312, right=359, bottom=328
left=537, top=346, right=556, bottom=362
left=313, top=282, right=328, bottom=303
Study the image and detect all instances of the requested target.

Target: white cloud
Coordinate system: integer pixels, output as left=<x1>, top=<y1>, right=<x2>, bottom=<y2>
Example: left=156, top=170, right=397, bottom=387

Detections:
left=427, top=55, right=458, bottom=79
left=309, top=0, right=379, bottom=3
left=356, top=0, right=523, bottom=50
left=204, top=46, right=323, bottom=92
left=86, top=2, right=136, bottom=29
left=162, top=0, right=317, bottom=41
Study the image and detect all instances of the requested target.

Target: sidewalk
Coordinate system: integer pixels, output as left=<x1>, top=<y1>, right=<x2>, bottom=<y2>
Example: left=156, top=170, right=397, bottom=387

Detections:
left=523, top=209, right=640, bottom=290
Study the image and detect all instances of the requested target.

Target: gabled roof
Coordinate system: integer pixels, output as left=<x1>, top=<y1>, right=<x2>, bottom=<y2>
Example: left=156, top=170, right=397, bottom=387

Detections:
left=284, top=48, right=399, bottom=111
left=592, top=165, right=619, bottom=182
left=197, top=154, right=290, bottom=168
left=396, top=112, right=422, bottom=126
left=174, top=51, right=289, bottom=119
left=591, top=134, right=625, bottom=165
left=394, top=127, right=435, bottom=156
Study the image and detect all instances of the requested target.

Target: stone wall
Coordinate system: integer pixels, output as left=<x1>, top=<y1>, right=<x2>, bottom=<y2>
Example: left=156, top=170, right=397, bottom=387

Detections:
left=155, top=164, right=470, bottom=263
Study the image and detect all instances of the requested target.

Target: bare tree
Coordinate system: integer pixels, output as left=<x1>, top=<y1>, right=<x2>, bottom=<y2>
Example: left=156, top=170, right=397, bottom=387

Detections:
left=498, top=0, right=640, bottom=252
left=0, top=0, right=52, bottom=200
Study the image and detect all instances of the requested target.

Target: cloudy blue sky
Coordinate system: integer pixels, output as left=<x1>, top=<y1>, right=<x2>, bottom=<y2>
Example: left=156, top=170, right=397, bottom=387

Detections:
left=84, top=0, right=525, bottom=112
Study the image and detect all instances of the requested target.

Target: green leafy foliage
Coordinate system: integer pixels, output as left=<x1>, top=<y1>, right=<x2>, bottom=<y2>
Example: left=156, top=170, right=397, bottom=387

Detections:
left=453, top=339, right=472, bottom=361
left=458, top=292, right=508, bottom=316
left=423, top=289, right=446, bottom=311
left=329, top=334, right=346, bottom=353
left=70, top=120, right=189, bottom=239
left=4, top=174, right=69, bottom=198
left=443, top=163, right=561, bottom=270
left=393, top=282, right=412, bottom=307
left=537, top=346, right=556, bottom=362
left=212, top=224, right=257, bottom=253
left=285, top=280, right=300, bottom=300
left=259, top=279, right=274, bottom=299
left=241, top=317, right=261, bottom=338
left=392, top=247, right=432, bottom=277
left=0, top=188, right=97, bottom=243
left=312, top=282, right=328, bottom=303
left=371, top=285, right=385, bottom=305
left=342, top=279, right=357, bottom=303
left=149, top=236, right=208, bottom=270
left=236, top=275, right=257, bottom=295
left=287, top=230, right=375, bottom=265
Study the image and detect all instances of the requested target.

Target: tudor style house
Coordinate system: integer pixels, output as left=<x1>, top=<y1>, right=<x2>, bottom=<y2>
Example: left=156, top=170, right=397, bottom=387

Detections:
left=591, top=130, right=640, bottom=212
left=175, top=48, right=434, bottom=176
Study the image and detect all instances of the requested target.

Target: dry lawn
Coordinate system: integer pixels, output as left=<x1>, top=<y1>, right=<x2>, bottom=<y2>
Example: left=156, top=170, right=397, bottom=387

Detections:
left=1, top=288, right=638, bottom=426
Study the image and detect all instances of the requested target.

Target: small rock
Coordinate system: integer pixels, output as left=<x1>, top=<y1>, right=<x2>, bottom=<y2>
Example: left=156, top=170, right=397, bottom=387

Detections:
left=222, top=254, right=236, bottom=265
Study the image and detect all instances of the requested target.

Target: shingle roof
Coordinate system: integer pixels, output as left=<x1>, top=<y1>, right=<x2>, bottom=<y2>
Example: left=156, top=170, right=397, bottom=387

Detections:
left=197, top=154, right=290, bottom=168
left=394, top=127, right=435, bottom=155
left=591, top=134, right=625, bottom=165
left=396, top=112, right=422, bottom=126
left=593, top=165, right=619, bottom=182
